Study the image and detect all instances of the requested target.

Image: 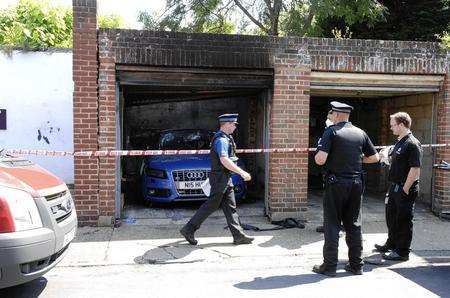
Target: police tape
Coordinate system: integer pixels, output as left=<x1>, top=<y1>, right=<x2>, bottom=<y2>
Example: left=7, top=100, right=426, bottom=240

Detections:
left=3, top=143, right=449, bottom=157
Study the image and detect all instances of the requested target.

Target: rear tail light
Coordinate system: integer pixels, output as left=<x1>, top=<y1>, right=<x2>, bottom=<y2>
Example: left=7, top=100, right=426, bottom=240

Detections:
left=0, top=186, right=43, bottom=233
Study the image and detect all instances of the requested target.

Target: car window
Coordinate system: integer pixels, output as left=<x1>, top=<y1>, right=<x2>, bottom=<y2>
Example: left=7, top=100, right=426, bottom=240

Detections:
left=159, top=130, right=212, bottom=150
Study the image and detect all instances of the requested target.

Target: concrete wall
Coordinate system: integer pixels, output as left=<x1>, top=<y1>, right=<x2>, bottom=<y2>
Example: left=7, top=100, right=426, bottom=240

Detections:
left=0, top=49, right=74, bottom=184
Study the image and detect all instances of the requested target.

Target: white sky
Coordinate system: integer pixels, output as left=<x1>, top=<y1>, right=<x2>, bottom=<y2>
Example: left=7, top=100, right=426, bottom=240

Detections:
left=0, top=0, right=166, bottom=29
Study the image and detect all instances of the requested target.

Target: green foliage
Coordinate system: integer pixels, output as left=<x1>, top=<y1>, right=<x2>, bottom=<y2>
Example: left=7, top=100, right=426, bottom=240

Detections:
left=138, top=0, right=235, bottom=34
left=98, top=14, right=128, bottom=29
left=139, top=0, right=386, bottom=37
left=331, top=26, right=353, bottom=39
left=320, top=0, right=450, bottom=41
left=437, top=31, right=450, bottom=49
left=0, top=0, right=72, bottom=49
left=281, top=0, right=386, bottom=36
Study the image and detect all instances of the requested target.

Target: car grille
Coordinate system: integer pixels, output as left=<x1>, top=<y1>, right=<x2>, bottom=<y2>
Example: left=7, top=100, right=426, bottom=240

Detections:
left=45, top=190, right=74, bottom=223
left=45, top=190, right=67, bottom=201
left=172, top=169, right=210, bottom=197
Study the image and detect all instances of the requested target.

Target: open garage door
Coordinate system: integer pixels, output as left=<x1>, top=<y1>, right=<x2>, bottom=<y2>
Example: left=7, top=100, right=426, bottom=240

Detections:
left=309, top=72, right=445, bottom=206
left=116, top=65, right=272, bottom=219
left=117, top=65, right=273, bottom=90
left=311, top=72, right=444, bottom=97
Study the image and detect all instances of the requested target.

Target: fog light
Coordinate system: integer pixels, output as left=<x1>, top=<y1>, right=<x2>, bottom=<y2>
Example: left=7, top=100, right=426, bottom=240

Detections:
left=148, top=188, right=171, bottom=197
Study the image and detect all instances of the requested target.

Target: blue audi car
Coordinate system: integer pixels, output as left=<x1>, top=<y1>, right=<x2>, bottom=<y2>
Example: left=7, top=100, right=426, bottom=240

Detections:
left=141, top=129, right=247, bottom=204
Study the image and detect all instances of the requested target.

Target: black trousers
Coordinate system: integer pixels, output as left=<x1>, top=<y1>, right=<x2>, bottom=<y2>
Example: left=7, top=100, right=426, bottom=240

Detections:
left=385, top=183, right=417, bottom=257
left=323, top=176, right=363, bottom=269
left=186, top=183, right=245, bottom=239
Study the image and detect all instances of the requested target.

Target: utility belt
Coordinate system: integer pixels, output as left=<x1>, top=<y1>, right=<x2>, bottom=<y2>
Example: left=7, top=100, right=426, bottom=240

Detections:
left=390, top=180, right=419, bottom=192
left=325, top=172, right=362, bottom=185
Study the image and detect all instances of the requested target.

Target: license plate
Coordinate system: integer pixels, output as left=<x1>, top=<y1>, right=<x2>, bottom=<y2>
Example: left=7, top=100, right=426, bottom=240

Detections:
left=177, top=181, right=205, bottom=189
left=63, top=228, right=76, bottom=247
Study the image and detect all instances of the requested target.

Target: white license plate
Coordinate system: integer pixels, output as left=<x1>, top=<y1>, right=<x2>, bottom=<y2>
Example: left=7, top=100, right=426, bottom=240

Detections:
left=177, top=181, right=205, bottom=189
left=63, top=228, right=76, bottom=247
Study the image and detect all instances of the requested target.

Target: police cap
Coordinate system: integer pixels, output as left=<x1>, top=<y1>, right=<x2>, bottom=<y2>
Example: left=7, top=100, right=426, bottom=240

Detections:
left=218, top=113, right=239, bottom=124
left=330, top=101, right=353, bottom=114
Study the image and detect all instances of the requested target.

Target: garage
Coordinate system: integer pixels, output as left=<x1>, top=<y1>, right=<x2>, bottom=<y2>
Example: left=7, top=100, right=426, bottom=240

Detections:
left=73, top=5, right=450, bottom=226
left=116, top=66, right=273, bottom=217
left=308, top=72, right=445, bottom=205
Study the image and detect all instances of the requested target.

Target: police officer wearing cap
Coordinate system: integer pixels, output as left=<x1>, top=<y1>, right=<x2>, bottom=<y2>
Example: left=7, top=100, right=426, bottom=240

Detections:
left=375, top=112, right=422, bottom=261
left=180, top=114, right=254, bottom=245
left=313, top=101, right=379, bottom=277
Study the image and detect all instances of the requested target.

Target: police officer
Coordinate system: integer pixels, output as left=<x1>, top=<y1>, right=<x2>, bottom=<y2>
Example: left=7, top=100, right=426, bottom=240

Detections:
left=375, top=112, right=422, bottom=261
left=312, top=101, right=379, bottom=277
left=180, top=114, right=254, bottom=245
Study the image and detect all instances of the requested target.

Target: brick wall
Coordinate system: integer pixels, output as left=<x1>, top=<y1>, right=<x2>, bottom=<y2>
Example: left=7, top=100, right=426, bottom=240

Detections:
left=72, top=0, right=99, bottom=226
left=435, top=75, right=450, bottom=216
left=98, top=31, right=117, bottom=225
left=269, top=48, right=310, bottom=220
left=99, top=29, right=448, bottom=75
left=307, top=38, right=448, bottom=74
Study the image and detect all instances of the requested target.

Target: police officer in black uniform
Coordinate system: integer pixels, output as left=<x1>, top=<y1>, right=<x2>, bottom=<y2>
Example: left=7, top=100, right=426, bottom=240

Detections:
left=375, top=112, right=422, bottom=261
left=180, top=114, right=254, bottom=245
left=312, top=101, right=379, bottom=277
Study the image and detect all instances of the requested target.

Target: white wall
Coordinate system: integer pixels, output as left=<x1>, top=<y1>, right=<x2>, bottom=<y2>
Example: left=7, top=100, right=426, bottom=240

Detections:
left=0, top=49, right=74, bottom=184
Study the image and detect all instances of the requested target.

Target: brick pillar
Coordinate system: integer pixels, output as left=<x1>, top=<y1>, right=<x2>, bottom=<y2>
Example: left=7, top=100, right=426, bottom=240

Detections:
left=434, top=75, right=450, bottom=217
left=73, top=0, right=99, bottom=226
left=98, top=31, right=117, bottom=225
left=268, top=48, right=310, bottom=220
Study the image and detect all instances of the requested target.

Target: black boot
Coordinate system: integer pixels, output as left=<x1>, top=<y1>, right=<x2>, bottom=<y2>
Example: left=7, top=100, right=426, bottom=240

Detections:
left=344, top=263, right=363, bottom=275
left=312, top=264, right=336, bottom=277
left=233, top=234, right=254, bottom=245
left=180, top=225, right=198, bottom=245
left=374, top=243, right=392, bottom=253
left=382, top=251, right=409, bottom=261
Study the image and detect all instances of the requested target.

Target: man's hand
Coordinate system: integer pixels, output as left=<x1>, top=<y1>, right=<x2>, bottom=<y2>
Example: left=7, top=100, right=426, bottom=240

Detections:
left=240, top=171, right=251, bottom=181
left=402, top=186, right=409, bottom=195
left=220, top=156, right=251, bottom=181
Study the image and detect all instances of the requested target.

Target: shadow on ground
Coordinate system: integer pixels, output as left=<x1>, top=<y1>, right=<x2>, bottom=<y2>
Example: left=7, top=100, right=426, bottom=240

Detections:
left=0, top=277, right=47, bottom=298
left=390, top=265, right=450, bottom=297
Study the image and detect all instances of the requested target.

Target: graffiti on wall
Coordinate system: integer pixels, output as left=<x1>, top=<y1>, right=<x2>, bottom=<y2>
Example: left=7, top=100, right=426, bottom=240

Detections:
left=37, top=121, right=62, bottom=145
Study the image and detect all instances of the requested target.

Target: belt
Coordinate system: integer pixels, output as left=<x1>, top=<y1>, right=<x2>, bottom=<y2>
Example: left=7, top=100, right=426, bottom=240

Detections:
left=334, top=173, right=362, bottom=179
left=391, top=180, right=419, bottom=187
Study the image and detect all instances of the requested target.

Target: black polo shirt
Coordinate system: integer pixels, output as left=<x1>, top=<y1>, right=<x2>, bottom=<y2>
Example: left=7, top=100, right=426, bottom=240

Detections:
left=388, top=133, right=422, bottom=184
left=317, top=121, right=377, bottom=176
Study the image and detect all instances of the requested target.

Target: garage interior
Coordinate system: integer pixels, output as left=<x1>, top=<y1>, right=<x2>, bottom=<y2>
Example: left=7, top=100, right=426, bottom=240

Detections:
left=115, top=67, right=444, bottom=219
left=309, top=72, right=444, bottom=207
left=116, top=66, right=272, bottom=216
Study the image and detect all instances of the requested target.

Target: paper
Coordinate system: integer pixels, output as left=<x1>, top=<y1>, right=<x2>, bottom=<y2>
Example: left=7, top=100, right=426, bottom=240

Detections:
left=201, top=178, right=211, bottom=196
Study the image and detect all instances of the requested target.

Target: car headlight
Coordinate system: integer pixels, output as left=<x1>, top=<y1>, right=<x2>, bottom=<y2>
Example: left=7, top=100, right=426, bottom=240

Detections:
left=145, top=167, right=168, bottom=179
left=0, top=186, right=43, bottom=233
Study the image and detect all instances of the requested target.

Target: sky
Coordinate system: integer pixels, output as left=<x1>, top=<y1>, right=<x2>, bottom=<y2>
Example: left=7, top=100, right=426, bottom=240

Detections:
left=0, top=0, right=166, bottom=29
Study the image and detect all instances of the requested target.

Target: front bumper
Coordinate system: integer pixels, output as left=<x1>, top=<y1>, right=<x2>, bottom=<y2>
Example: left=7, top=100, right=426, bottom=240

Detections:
left=142, top=172, right=246, bottom=203
left=0, top=198, right=77, bottom=289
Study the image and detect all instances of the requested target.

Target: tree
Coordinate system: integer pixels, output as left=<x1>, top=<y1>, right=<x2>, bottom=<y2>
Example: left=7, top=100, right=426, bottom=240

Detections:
left=320, top=0, right=450, bottom=41
left=0, top=0, right=72, bottom=49
left=99, top=14, right=128, bottom=29
left=138, top=0, right=386, bottom=36
left=0, top=1, right=128, bottom=49
left=437, top=30, right=450, bottom=48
